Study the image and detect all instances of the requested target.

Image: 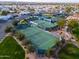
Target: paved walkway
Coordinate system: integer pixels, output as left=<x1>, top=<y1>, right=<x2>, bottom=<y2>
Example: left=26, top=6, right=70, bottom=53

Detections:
left=59, top=29, right=79, bottom=48
left=13, top=36, right=27, bottom=59
left=0, top=33, right=10, bottom=43
left=64, top=32, right=79, bottom=48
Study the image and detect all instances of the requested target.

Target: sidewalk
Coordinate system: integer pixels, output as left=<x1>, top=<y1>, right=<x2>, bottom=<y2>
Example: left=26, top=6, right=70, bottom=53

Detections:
left=0, top=33, right=10, bottom=43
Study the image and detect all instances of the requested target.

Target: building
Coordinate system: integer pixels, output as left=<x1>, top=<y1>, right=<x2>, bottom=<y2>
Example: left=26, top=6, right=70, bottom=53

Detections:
left=67, top=13, right=79, bottom=20
left=0, top=15, right=13, bottom=23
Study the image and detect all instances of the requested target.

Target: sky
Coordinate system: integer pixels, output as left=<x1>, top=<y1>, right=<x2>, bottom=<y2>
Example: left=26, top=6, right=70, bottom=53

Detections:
left=0, top=0, right=79, bottom=3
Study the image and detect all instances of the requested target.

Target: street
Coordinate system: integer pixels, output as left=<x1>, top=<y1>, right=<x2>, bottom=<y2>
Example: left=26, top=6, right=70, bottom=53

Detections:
left=0, top=20, right=13, bottom=40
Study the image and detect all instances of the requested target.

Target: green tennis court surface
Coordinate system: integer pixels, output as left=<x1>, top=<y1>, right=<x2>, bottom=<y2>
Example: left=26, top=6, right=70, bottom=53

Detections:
left=32, top=20, right=57, bottom=29
left=20, top=26, right=59, bottom=50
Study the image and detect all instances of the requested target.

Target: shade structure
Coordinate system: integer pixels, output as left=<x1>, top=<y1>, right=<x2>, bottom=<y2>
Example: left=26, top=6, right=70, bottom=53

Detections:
left=20, top=26, right=59, bottom=50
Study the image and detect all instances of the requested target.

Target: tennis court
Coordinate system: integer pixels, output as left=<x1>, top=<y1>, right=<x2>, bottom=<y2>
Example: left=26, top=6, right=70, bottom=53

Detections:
left=32, top=20, right=57, bottom=29
left=20, top=26, right=59, bottom=50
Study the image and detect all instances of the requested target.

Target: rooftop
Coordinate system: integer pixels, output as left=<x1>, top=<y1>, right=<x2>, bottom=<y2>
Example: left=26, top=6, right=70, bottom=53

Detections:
left=0, top=15, right=13, bottom=20
left=67, top=13, right=79, bottom=20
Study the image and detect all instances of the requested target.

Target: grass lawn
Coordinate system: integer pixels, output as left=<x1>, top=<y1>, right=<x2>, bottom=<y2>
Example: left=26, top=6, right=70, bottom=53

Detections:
left=59, top=43, right=79, bottom=59
left=0, top=36, right=25, bottom=59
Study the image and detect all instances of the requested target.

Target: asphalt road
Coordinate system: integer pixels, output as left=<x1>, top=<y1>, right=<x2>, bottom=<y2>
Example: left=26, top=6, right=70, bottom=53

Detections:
left=0, top=20, right=12, bottom=40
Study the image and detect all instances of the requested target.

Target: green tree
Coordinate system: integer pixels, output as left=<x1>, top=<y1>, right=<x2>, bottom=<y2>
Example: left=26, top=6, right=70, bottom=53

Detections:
left=15, top=32, right=25, bottom=41
left=19, top=19, right=27, bottom=25
left=57, top=20, right=66, bottom=29
left=12, top=20, right=19, bottom=27
left=67, top=20, right=79, bottom=29
left=27, top=44, right=35, bottom=53
left=45, top=49, right=54, bottom=58
left=67, top=20, right=79, bottom=39
left=1, top=11, right=10, bottom=15
left=27, top=7, right=35, bottom=14
left=65, top=6, right=73, bottom=14
left=72, top=27, right=79, bottom=40
left=5, top=26, right=13, bottom=33
left=22, top=40, right=32, bottom=46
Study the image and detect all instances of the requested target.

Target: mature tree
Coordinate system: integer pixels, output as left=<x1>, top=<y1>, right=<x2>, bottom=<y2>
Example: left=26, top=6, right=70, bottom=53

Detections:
left=27, top=7, right=35, bottom=14
left=5, top=26, right=13, bottom=33
left=67, top=19, right=79, bottom=39
left=67, top=19, right=79, bottom=29
left=72, top=27, right=79, bottom=40
left=65, top=6, right=73, bottom=14
left=19, top=19, right=27, bottom=25
left=27, top=16, right=38, bottom=21
left=12, top=20, right=19, bottom=27
left=1, top=11, right=10, bottom=15
left=45, top=49, right=54, bottom=58
left=10, top=28, right=16, bottom=36
left=57, top=20, right=66, bottom=29
left=15, top=32, right=25, bottom=41
left=44, top=14, right=52, bottom=19
left=22, top=40, right=32, bottom=46
left=27, top=44, right=35, bottom=53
